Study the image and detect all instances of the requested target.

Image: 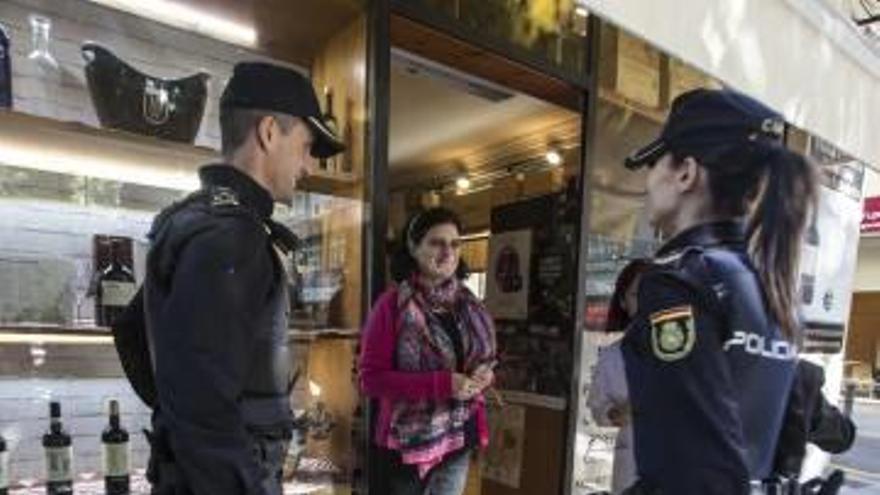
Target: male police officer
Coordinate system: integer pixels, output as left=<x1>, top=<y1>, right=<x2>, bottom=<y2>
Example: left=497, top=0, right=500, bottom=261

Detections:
left=143, top=62, right=343, bottom=495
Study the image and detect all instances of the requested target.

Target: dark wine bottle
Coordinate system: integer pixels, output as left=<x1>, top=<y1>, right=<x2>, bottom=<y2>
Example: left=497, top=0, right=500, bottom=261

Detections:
left=102, top=400, right=130, bottom=495
left=319, top=87, right=339, bottom=173
left=96, top=240, right=136, bottom=327
left=341, top=95, right=354, bottom=173
left=0, top=432, right=9, bottom=495
left=42, top=402, right=73, bottom=495
left=0, top=23, right=11, bottom=109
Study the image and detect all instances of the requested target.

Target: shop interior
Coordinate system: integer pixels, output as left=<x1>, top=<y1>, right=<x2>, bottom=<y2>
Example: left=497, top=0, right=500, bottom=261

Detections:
left=0, top=0, right=368, bottom=493
left=387, top=32, right=582, bottom=493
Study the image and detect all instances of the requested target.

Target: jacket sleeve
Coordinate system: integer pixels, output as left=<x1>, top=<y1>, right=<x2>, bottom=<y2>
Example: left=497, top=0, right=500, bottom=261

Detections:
left=150, top=219, right=273, bottom=495
left=809, top=395, right=857, bottom=454
left=359, top=290, right=453, bottom=401
left=625, top=270, right=750, bottom=493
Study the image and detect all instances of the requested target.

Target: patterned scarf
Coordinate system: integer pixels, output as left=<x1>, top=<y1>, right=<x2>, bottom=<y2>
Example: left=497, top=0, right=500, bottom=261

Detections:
left=387, top=274, right=496, bottom=477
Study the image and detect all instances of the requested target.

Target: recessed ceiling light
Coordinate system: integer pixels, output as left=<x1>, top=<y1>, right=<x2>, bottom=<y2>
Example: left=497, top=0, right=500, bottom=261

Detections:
left=546, top=149, right=563, bottom=166
left=456, top=176, right=472, bottom=191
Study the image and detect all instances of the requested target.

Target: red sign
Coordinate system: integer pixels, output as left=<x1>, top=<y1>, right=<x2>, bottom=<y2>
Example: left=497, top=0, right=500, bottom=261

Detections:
left=862, top=196, right=880, bottom=233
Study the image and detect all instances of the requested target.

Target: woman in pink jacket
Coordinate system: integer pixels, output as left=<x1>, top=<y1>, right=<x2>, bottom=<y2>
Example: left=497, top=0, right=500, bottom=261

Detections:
left=359, top=208, right=497, bottom=495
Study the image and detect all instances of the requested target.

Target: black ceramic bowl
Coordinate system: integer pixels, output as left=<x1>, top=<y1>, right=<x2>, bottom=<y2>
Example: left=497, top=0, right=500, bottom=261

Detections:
left=82, top=42, right=210, bottom=143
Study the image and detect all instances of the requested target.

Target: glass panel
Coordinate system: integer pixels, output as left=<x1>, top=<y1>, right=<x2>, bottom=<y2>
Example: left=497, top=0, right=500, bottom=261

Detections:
left=571, top=28, right=723, bottom=492
left=0, top=1, right=369, bottom=493
left=387, top=48, right=582, bottom=493
left=408, top=0, right=589, bottom=79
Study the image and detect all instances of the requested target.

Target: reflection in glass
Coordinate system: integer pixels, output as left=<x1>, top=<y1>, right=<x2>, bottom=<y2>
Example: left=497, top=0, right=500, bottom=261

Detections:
left=28, top=15, right=59, bottom=70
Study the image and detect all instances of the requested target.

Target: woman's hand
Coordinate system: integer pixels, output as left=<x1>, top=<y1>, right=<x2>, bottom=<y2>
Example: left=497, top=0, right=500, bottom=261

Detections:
left=470, top=363, right=495, bottom=392
left=452, top=372, right=480, bottom=401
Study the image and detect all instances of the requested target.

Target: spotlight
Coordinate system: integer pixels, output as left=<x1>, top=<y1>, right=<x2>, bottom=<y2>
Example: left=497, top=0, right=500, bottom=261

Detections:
left=546, top=149, right=563, bottom=166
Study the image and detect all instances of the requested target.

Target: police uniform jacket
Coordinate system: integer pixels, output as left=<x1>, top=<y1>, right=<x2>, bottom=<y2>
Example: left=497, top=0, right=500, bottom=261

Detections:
left=622, top=221, right=797, bottom=494
left=144, top=164, right=296, bottom=495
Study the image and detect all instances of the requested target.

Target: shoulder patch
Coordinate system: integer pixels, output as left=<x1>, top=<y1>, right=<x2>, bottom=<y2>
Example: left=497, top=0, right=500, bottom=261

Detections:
left=650, top=305, right=696, bottom=361
left=210, top=187, right=240, bottom=207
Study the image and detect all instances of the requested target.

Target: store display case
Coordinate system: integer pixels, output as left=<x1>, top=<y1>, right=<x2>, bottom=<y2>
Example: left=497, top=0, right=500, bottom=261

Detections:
left=0, top=1, right=368, bottom=493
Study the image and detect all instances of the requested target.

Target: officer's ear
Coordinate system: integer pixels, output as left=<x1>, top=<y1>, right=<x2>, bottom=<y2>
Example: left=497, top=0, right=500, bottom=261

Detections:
left=675, top=156, right=704, bottom=194
left=255, top=115, right=278, bottom=154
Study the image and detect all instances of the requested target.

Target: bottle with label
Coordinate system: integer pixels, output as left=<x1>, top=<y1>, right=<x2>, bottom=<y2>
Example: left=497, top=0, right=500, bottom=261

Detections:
left=319, top=87, right=339, bottom=173
left=42, top=402, right=73, bottom=495
left=96, top=240, right=136, bottom=327
left=800, top=210, right=820, bottom=306
left=0, top=23, right=12, bottom=109
left=0, top=433, right=9, bottom=495
left=102, top=400, right=130, bottom=495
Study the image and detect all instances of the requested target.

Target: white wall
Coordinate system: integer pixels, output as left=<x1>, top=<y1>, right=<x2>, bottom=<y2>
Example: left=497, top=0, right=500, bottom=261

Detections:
left=582, top=0, right=880, bottom=168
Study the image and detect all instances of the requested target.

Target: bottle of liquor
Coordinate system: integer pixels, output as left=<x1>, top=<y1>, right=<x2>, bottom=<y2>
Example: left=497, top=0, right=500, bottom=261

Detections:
left=0, top=432, right=9, bottom=495
left=341, top=96, right=354, bottom=174
left=319, top=87, right=339, bottom=173
left=0, top=23, right=12, bottom=109
left=42, top=402, right=73, bottom=495
left=102, top=400, right=130, bottom=495
left=800, top=210, right=820, bottom=306
left=96, top=239, right=136, bottom=327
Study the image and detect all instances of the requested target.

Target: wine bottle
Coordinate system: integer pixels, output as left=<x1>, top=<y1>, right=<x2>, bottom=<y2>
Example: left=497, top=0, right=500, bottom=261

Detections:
left=102, top=400, right=130, bottom=495
left=96, top=240, right=136, bottom=327
left=341, top=96, right=354, bottom=173
left=0, top=23, right=12, bottom=109
left=0, top=432, right=9, bottom=495
left=319, top=87, right=339, bottom=173
left=42, top=402, right=73, bottom=495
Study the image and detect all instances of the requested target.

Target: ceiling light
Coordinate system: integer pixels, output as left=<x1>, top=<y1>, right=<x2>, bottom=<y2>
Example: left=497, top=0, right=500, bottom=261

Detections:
left=456, top=176, right=472, bottom=191
left=546, top=149, right=563, bottom=166
left=85, top=0, right=258, bottom=47
left=575, top=6, right=589, bottom=17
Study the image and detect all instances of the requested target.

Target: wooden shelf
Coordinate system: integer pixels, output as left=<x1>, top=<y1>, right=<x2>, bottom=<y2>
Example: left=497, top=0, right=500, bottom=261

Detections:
left=0, top=324, right=360, bottom=345
left=0, top=110, right=361, bottom=196
left=288, top=328, right=360, bottom=343
left=300, top=168, right=362, bottom=197
left=0, top=110, right=215, bottom=191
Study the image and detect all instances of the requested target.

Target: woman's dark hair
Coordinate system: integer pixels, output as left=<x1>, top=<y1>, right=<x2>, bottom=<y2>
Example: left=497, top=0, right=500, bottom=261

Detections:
left=673, top=139, right=818, bottom=339
left=390, top=207, right=469, bottom=283
left=605, top=258, right=652, bottom=333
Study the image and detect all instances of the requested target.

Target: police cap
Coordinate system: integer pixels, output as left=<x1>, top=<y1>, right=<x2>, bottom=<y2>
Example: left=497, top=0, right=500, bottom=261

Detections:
left=625, top=88, right=785, bottom=170
left=221, top=61, right=345, bottom=159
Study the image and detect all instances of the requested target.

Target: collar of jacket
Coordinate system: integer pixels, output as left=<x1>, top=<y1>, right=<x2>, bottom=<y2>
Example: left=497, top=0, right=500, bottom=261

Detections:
left=656, top=220, right=747, bottom=258
left=199, top=164, right=274, bottom=220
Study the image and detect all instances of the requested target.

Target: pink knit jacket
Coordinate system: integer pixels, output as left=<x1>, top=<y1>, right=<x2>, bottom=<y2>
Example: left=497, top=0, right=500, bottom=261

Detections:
left=358, top=288, right=490, bottom=459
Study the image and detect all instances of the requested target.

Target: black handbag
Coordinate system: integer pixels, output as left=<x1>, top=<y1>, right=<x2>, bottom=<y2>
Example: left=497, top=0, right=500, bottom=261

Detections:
left=82, top=42, right=209, bottom=143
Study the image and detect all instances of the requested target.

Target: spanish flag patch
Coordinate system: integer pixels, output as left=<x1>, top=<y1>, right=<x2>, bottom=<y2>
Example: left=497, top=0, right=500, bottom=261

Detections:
left=650, top=305, right=696, bottom=362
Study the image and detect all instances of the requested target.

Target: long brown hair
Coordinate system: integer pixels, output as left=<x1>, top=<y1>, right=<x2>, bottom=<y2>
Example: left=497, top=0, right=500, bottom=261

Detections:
left=676, top=141, right=818, bottom=339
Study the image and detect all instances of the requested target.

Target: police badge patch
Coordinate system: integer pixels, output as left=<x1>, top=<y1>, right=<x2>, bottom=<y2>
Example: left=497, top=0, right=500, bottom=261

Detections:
left=650, top=305, right=696, bottom=361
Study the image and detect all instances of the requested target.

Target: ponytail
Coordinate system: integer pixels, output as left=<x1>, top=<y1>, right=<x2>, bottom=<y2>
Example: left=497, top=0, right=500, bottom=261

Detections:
left=745, top=146, right=818, bottom=340
left=693, top=142, right=819, bottom=340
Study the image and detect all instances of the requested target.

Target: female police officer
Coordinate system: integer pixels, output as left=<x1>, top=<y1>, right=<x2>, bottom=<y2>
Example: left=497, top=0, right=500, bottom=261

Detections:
left=620, top=89, right=818, bottom=494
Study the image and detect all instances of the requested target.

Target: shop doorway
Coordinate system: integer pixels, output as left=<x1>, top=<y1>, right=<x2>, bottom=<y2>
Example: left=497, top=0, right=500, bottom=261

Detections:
left=374, top=16, right=585, bottom=495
